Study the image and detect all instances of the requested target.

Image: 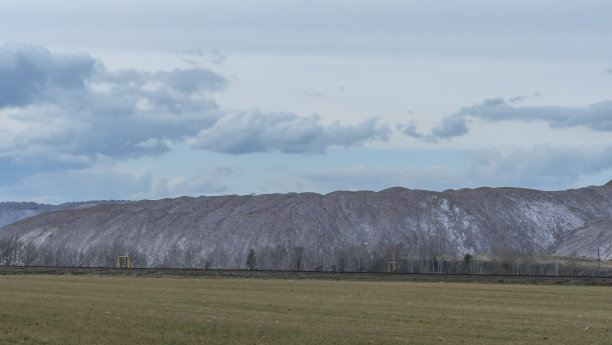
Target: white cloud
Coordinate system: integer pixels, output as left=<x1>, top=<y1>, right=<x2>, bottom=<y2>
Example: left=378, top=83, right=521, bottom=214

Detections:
left=193, top=110, right=390, bottom=154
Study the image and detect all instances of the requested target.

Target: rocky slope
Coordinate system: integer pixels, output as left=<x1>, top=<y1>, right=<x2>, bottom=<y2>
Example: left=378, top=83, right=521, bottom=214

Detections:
left=1, top=184, right=611, bottom=269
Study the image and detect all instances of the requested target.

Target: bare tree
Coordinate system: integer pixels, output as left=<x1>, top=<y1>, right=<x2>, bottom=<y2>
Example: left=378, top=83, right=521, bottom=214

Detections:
left=0, top=236, right=20, bottom=266
left=246, top=248, right=257, bottom=270
left=20, top=243, right=38, bottom=266
left=463, top=254, right=473, bottom=274
left=291, top=246, right=304, bottom=271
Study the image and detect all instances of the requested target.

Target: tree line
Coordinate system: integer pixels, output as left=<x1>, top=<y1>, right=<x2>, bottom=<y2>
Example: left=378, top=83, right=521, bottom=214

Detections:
left=0, top=235, right=608, bottom=276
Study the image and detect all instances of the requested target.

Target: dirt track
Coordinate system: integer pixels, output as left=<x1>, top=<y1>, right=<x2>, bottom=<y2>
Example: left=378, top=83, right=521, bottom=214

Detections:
left=1, top=265, right=612, bottom=285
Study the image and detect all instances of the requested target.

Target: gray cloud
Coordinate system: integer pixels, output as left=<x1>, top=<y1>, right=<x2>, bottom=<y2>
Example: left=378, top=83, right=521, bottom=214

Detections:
left=417, top=98, right=612, bottom=142
left=0, top=43, right=226, bottom=165
left=154, top=68, right=226, bottom=94
left=193, top=110, right=390, bottom=154
left=509, top=92, right=541, bottom=103
left=399, top=122, right=422, bottom=139
left=0, top=43, right=96, bottom=107
left=425, top=114, right=469, bottom=142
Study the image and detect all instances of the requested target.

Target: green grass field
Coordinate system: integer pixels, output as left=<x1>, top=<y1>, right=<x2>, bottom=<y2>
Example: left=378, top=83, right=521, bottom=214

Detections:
left=0, top=275, right=611, bottom=344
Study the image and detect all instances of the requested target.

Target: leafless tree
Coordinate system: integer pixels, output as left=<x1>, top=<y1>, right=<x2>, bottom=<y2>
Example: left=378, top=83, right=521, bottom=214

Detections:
left=291, top=246, right=305, bottom=271
left=0, top=235, right=20, bottom=266
left=20, top=243, right=38, bottom=266
left=246, top=248, right=256, bottom=270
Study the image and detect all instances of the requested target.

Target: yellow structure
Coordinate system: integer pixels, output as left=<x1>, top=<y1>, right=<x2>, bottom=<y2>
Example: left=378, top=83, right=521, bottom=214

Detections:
left=116, top=256, right=131, bottom=269
left=387, top=261, right=399, bottom=273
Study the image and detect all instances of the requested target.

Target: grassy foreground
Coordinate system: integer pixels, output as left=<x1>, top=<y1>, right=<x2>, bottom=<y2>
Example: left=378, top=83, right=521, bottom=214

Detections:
left=0, top=276, right=611, bottom=344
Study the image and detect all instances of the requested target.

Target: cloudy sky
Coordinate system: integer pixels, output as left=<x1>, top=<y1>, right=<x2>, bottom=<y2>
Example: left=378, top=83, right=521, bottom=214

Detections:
left=1, top=0, right=612, bottom=203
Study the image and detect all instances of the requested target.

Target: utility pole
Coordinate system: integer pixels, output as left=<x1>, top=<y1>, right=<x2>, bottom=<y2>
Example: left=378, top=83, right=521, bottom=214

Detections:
left=598, top=246, right=601, bottom=275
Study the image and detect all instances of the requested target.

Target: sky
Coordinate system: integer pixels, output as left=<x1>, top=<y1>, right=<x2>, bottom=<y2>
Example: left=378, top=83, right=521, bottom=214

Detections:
left=1, top=0, right=612, bottom=203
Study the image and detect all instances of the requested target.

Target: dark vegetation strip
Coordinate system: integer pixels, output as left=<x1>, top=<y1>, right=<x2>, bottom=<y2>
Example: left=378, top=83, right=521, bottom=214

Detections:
left=1, top=265, right=612, bottom=285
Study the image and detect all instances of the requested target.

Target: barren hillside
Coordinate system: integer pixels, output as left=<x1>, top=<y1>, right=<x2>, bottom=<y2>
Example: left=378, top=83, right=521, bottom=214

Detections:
left=1, top=184, right=611, bottom=269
